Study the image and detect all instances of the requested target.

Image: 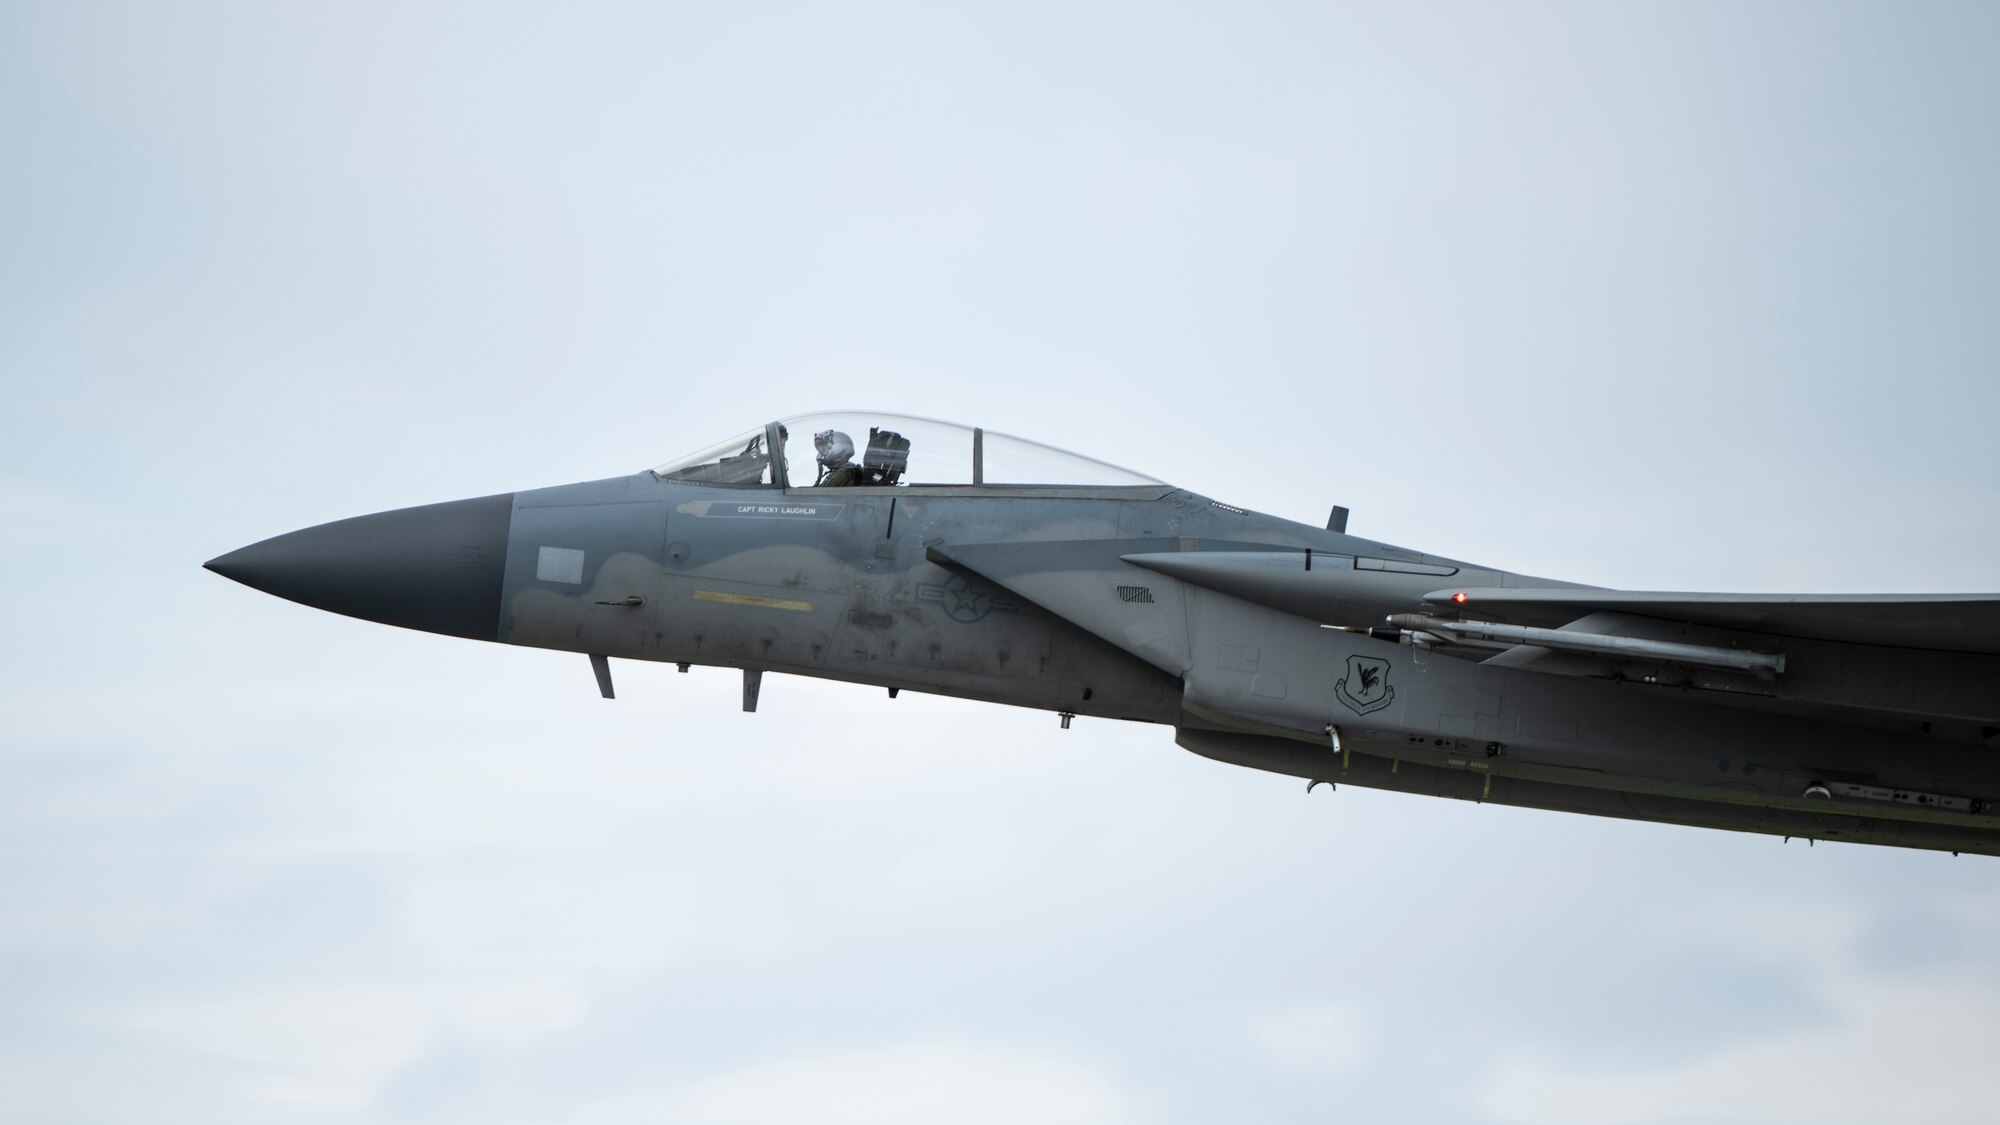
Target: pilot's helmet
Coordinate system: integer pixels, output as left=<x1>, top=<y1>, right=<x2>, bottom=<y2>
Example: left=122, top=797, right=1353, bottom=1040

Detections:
left=813, top=429, right=854, bottom=466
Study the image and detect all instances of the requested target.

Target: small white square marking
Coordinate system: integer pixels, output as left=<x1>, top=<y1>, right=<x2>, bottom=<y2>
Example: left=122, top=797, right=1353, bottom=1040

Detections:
left=537, top=546, right=585, bottom=584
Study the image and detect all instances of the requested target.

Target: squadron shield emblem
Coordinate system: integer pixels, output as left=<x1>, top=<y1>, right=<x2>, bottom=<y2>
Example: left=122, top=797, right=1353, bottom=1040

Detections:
left=1335, top=655, right=1395, bottom=716
left=915, top=573, right=1019, bottom=624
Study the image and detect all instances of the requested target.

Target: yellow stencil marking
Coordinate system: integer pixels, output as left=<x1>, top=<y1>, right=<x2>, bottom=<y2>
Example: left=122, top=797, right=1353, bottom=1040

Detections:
left=694, top=590, right=813, bottom=613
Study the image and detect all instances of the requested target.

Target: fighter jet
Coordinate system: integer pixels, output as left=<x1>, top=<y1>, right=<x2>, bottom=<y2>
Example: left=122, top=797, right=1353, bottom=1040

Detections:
left=207, top=411, right=2000, bottom=855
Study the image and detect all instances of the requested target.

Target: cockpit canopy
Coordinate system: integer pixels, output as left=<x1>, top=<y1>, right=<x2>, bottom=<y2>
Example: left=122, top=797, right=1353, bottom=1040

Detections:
left=652, top=412, right=1164, bottom=489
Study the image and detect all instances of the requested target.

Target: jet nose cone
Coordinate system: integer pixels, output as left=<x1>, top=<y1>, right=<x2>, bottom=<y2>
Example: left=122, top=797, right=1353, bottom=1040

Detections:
left=207, top=493, right=515, bottom=641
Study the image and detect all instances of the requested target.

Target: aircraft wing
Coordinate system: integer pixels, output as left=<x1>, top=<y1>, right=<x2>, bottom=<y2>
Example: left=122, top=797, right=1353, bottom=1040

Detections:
left=928, top=540, right=2000, bottom=727
left=1431, top=589, right=2000, bottom=655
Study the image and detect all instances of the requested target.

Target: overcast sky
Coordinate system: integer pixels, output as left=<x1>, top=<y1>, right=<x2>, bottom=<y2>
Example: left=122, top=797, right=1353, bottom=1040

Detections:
left=6, top=3, right=2000, bottom=1122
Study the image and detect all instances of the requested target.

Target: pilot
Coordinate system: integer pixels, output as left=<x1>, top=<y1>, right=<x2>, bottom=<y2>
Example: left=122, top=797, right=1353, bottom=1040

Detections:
left=813, top=429, right=865, bottom=486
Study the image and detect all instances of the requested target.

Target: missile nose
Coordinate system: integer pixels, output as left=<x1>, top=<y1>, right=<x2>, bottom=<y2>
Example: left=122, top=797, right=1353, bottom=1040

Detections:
left=206, top=493, right=515, bottom=641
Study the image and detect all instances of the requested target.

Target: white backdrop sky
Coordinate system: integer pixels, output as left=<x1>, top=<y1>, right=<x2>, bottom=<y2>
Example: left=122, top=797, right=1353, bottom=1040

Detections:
left=6, top=4, right=2000, bottom=1123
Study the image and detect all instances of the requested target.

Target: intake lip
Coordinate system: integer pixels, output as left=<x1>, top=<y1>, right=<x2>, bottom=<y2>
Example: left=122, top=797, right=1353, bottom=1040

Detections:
left=206, top=492, right=516, bottom=641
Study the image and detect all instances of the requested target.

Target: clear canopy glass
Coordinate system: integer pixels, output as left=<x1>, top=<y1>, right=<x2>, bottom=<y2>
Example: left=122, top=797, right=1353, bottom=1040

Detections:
left=653, top=411, right=1162, bottom=488
left=652, top=426, right=779, bottom=485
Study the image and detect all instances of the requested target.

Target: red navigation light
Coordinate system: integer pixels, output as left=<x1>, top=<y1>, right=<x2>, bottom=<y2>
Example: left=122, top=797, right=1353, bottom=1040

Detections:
left=1451, top=592, right=1469, bottom=604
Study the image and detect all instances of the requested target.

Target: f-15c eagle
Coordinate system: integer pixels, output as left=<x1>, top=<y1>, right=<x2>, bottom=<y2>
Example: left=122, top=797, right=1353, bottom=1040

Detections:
left=207, top=411, right=2000, bottom=856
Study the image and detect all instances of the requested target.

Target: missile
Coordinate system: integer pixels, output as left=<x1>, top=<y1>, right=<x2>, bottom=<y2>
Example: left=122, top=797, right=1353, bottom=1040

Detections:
left=1379, top=614, right=1787, bottom=675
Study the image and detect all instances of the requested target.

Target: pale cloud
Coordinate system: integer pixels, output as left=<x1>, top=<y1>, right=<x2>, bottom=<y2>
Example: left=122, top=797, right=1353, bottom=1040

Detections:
left=102, top=987, right=440, bottom=1115
left=86, top=978, right=597, bottom=1119
left=396, top=863, right=701, bottom=976
left=1479, top=974, right=1999, bottom=1125
left=657, top=1043, right=1135, bottom=1125
left=1252, top=1003, right=1370, bottom=1072
left=1476, top=891, right=2000, bottom=1125
left=0, top=476, right=124, bottom=560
